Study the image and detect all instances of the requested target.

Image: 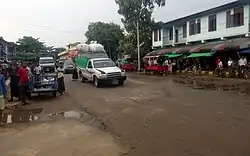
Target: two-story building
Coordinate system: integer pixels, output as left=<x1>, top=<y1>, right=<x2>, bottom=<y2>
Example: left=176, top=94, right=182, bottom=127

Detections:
left=151, top=0, right=250, bottom=54
left=0, top=37, right=16, bottom=60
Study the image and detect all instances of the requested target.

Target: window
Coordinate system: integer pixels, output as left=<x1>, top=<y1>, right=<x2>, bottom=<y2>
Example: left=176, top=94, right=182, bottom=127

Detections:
left=196, top=19, right=201, bottom=34
left=189, top=20, right=196, bottom=35
left=183, top=24, right=187, bottom=38
left=189, top=19, right=201, bottom=35
left=154, top=30, right=158, bottom=42
left=226, top=6, right=244, bottom=28
left=208, top=14, right=217, bottom=32
left=93, top=60, right=116, bottom=68
left=233, top=7, right=244, bottom=27
left=226, top=11, right=233, bottom=28
left=158, top=30, right=161, bottom=41
left=169, top=28, right=173, bottom=40
left=87, top=61, right=92, bottom=68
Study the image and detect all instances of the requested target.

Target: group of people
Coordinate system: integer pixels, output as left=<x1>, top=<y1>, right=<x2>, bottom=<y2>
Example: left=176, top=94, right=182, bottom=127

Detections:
left=0, top=62, right=31, bottom=125
left=216, top=56, right=249, bottom=78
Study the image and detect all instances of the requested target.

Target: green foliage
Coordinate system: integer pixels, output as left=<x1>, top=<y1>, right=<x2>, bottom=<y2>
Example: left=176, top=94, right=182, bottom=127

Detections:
left=14, top=36, right=57, bottom=61
left=118, top=34, right=136, bottom=57
left=115, top=0, right=165, bottom=56
left=16, top=36, right=47, bottom=54
left=85, top=22, right=124, bottom=59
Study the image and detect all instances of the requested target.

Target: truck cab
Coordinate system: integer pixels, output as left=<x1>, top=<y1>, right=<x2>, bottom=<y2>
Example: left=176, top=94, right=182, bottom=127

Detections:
left=39, top=57, right=56, bottom=73
left=80, top=58, right=126, bottom=87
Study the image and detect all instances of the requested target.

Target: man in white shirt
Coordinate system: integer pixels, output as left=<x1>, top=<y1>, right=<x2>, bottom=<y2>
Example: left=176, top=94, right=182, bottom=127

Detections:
left=148, top=59, right=152, bottom=66
left=243, top=57, right=247, bottom=65
left=164, top=59, right=169, bottom=66
left=218, top=60, right=223, bottom=68
left=153, top=59, right=158, bottom=65
left=227, top=58, right=233, bottom=67
left=238, top=58, right=244, bottom=66
left=34, top=63, right=41, bottom=81
left=238, top=57, right=245, bottom=78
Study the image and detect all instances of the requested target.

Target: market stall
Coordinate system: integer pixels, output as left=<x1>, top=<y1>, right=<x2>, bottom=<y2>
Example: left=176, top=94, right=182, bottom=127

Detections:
left=119, top=58, right=137, bottom=71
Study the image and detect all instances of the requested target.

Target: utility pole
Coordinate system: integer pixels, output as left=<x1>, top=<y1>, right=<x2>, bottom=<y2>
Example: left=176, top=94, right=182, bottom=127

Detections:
left=137, top=21, right=140, bottom=71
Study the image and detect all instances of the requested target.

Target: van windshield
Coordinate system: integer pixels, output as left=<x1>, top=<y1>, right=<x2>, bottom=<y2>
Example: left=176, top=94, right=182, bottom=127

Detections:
left=93, top=60, right=116, bottom=68
left=40, top=59, right=54, bottom=64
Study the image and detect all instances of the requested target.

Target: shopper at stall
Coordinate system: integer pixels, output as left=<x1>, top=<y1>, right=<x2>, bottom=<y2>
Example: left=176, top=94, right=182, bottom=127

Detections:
left=17, top=63, right=30, bottom=105
left=8, top=62, right=20, bottom=102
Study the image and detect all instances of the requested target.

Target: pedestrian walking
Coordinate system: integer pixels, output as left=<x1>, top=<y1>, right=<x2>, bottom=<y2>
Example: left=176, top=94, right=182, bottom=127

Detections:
left=8, top=62, right=20, bottom=102
left=0, top=66, right=7, bottom=125
left=17, top=63, right=30, bottom=105
left=57, top=66, right=65, bottom=95
left=72, top=64, right=78, bottom=81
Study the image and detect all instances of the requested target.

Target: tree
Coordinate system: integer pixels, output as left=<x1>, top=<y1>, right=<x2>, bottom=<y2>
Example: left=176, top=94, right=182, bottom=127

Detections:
left=118, top=34, right=136, bottom=57
left=85, top=22, right=124, bottom=59
left=16, top=36, right=47, bottom=54
left=115, top=0, right=165, bottom=56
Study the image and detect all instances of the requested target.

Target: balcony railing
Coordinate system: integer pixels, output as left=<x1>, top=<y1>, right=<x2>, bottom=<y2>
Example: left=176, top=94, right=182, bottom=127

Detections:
left=163, top=34, right=187, bottom=45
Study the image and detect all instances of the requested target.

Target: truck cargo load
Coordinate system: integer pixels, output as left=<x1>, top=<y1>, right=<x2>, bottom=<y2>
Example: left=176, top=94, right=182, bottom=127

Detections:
left=76, top=42, right=108, bottom=69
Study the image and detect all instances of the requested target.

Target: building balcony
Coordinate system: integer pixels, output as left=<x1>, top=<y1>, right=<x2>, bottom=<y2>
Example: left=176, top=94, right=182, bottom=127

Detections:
left=163, top=34, right=187, bottom=46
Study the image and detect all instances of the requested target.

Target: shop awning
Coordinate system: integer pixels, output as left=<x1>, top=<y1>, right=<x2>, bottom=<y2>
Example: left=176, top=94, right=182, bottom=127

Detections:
left=186, top=52, right=214, bottom=58
left=145, top=49, right=160, bottom=56
left=240, top=40, right=250, bottom=49
left=211, top=38, right=248, bottom=52
left=58, top=50, right=68, bottom=56
left=157, top=48, right=175, bottom=55
left=165, top=53, right=183, bottom=58
left=240, top=48, right=250, bottom=54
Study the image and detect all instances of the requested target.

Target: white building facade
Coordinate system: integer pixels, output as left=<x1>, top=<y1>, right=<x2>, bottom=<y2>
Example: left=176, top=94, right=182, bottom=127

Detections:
left=152, top=1, right=250, bottom=48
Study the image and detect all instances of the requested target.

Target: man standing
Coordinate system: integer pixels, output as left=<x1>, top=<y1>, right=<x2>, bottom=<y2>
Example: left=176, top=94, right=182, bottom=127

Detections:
left=0, top=65, right=7, bottom=125
left=8, top=62, right=20, bottom=102
left=238, top=57, right=244, bottom=78
left=34, top=63, right=41, bottom=81
left=17, top=63, right=30, bottom=105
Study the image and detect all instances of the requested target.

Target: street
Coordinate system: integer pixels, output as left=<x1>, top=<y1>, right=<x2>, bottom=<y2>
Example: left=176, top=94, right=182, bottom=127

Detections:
left=1, top=73, right=250, bottom=156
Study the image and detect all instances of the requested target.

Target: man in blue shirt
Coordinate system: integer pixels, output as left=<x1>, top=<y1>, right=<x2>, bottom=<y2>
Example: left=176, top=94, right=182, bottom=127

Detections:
left=0, top=65, right=7, bottom=125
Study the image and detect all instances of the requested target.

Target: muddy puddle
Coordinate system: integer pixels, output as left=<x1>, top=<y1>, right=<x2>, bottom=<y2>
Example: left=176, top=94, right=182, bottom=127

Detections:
left=173, top=76, right=250, bottom=95
left=0, top=110, right=126, bottom=156
left=2, top=109, right=96, bottom=124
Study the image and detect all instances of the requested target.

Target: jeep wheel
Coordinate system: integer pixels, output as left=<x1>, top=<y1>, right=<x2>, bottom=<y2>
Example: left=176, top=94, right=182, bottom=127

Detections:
left=94, top=76, right=100, bottom=88
left=118, top=80, right=124, bottom=86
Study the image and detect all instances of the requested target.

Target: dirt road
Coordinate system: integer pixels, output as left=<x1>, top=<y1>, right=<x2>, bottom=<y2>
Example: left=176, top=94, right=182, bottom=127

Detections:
left=1, top=73, right=250, bottom=156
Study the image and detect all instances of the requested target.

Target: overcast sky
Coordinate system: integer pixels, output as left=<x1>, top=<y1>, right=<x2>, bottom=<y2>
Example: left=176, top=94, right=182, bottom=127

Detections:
left=0, top=0, right=235, bottom=47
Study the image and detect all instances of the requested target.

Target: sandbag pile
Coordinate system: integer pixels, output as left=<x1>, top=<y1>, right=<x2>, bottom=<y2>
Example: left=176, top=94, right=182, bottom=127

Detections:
left=76, top=41, right=105, bottom=53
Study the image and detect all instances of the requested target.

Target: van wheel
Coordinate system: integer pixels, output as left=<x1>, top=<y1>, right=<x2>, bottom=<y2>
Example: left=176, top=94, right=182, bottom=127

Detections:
left=81, top=76, right=86, bottom=83
left=93, top=76, right=100, bottom=88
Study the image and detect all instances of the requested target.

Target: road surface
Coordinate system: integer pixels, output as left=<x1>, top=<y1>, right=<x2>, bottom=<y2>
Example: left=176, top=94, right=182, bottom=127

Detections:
left=1, top=73, right=250, bottom=156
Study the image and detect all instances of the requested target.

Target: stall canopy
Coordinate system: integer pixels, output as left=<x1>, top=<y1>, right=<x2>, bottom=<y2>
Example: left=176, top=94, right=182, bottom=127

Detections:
left=240, top=48, right=250, bottom=54
left=165, top=53, right=183, bottom=58
left=186, top=52, right=214, bottom=58
left=240, top=40, right=250, bottom=49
